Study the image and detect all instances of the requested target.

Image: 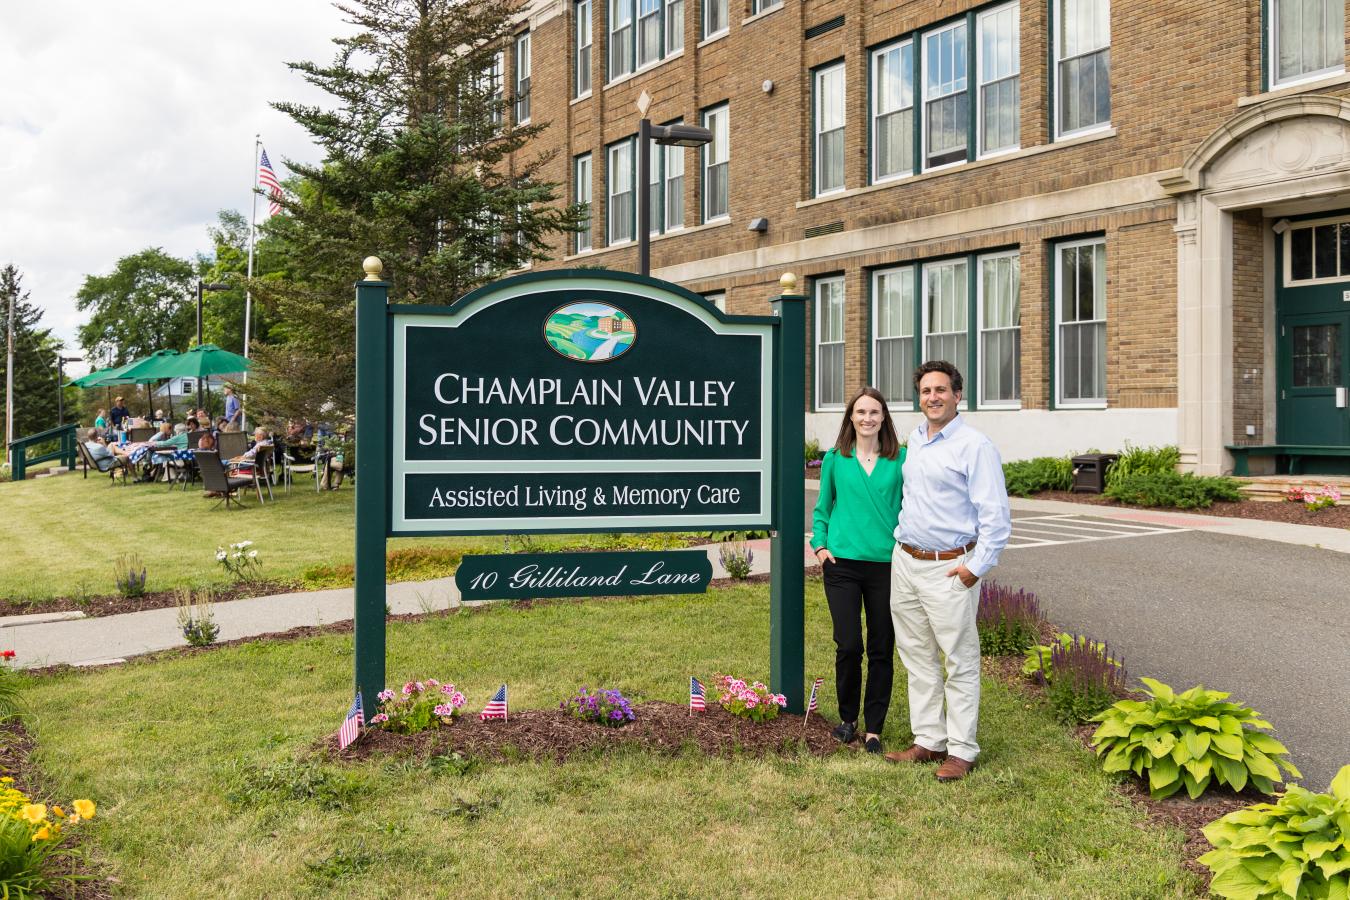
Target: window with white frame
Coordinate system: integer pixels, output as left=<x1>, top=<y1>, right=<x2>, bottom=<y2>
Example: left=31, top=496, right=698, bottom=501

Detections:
left=478, top=51, right=505, bottom=128
left=1272, top=0, right=1344, bottom=86
left=575, top=154, right=593, bottom=252
left=705, top=291, right=726, bottom=312
left=1283, top=216, right=1350, bottom=284
left=977, top=3, right=1019, bottom=155
left=515, top=32, right=531, bottom=123
left=978, top=251, right=1020, bottom=405
left=664, top=140, right=684, bottom=230
left=872, top=39, right=914, bottom=182
left=608, top=139, right=634, bottom=245
left=576, top=0, right=593, bottom=96
left=753, top=0, right=782, bottom=15
left=702, top=104, right=729, bottom=221
left=665, top=0, right=684, bottom=52
left=814, top=62, right=846, bottom=196
left=923, top=20, right=969, bottom=169
left=1055, top=0, right=1110, bottom=138
left=611, top=0, right=634, bottom=78
left=872, top=267, right=915, bottom=405
left=1055, top=238, right=1106, bottom=405
left=638, top=0, right=662, bottom=66
left=815, top=277, right=846, bottom=409
left=923, top=258, right=968, bottom=367
left=704, top=0, right=727, bottom=39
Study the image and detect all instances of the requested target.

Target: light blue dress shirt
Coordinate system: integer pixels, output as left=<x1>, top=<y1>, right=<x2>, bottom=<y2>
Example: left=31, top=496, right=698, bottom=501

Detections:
left=893, top=414, right=1011, bottom=578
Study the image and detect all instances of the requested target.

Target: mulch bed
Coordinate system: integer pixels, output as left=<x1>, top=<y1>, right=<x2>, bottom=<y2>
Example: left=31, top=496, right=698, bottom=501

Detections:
left=1033, top=489, right=1350, bottom=528
left=2, top=580, right=296, bottom=620
left=321, top=701, right=843, bottom=764
left=0, top=721, right=113, bottom=899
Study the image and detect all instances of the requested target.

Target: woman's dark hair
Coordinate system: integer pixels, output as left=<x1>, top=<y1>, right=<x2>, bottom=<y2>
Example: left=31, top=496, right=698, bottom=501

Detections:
left=834, top=386, right=900, bottom=459
left=912, top=359, right=964, bottom=393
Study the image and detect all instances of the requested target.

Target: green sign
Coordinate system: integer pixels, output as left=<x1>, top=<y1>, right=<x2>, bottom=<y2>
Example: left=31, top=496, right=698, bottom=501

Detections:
left=456, top=551, right=713, bottom=601
left=390, top=272, right=776, bottom=534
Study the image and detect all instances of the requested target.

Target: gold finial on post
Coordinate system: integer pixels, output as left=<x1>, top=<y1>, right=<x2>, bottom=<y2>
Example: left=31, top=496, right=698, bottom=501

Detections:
left=779, top=272, right=797, bottom=294
left=363, top=256, right=384, bottom=281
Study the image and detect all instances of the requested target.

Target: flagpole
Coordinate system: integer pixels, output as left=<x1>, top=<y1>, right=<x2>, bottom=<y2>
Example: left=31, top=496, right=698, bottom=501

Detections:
left=243, top=134, right=260, bottom=433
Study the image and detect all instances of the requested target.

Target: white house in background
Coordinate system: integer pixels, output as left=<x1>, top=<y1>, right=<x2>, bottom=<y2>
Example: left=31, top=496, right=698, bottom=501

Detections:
left=151, top=374, right=240, bottom=403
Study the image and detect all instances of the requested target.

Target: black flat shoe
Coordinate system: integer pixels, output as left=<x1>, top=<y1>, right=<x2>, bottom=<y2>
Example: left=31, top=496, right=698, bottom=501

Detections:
left=831, top=721, right=857, bottom=743
left=864, top=736, right=882, bottom=754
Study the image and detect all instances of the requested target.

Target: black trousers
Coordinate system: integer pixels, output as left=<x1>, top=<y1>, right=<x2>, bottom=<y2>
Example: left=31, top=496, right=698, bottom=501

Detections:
left=823, top=557, right=895, bottom=733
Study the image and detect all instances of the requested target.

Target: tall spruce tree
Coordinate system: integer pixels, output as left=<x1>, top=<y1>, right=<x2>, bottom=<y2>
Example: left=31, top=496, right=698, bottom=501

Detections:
left=1, top=265, right=62, bottom=442
left=248, top=0, right=583, bottom=428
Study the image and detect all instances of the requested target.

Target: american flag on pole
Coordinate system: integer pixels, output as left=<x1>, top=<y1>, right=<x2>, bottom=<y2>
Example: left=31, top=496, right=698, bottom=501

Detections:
left=689, top=676, right=706, bottom=713
left=806, top=677, right=824, bottom=714
left=338, top=691, right=364, bottom=750
left=479, top=684, right=508, bottom=721
left=258, top=147, right=283, bottom=216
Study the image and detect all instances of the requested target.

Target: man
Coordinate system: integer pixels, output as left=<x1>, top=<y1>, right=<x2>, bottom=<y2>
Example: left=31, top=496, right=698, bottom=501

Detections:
left=223, top=386, right=242, bottom=432
left=82, top=428, right=132, bottom=470
left=228, top=427, right=273, bottom=469
left=109, top=397, right=131, bottom=432
left=884, top=360, right=1011, bottom=782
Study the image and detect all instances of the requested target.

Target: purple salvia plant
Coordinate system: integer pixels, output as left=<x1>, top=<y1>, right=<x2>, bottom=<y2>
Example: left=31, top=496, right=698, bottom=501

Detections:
left=976, top=581, right=1045, bottom=655
left=1046, top=634, right=1128, bottom=723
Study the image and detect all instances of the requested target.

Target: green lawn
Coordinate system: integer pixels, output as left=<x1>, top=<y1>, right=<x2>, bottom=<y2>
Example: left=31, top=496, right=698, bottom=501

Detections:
left=20, top=582, right=1198, bottom=898
left=0, top=469, right=690, bottom=604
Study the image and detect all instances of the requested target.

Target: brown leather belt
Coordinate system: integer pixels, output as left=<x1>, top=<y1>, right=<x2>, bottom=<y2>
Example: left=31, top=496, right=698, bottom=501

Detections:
left=899, top=540, right=977, bottom=562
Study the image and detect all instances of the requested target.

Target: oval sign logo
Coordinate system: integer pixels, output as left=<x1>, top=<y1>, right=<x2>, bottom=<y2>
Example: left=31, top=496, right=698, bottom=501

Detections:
left=544, top=301, right=636, bottom=362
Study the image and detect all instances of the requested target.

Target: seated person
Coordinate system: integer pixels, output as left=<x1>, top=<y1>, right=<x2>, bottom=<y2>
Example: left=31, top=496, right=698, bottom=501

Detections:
left=83, top=429, right=131, bottom=470
left=229, top=427, right=274, bottom=471
left=152, top=409, right=166, bottom=426
left=149, top=423, right=191, bottom=481
left=214, top=416, right=229, bottom=436
left=197, top=431, right=217, bottom=452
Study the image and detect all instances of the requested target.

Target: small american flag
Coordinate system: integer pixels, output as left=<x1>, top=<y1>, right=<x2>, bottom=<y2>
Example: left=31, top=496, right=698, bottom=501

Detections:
left=338, top=691, right=364, bottom=750
left=258, top=147, right=283, bottom=216
left=806, top=677, right=824, bottom=714
left=689, top=676, right=706, bottom=713
left=479, top=684, right=508, bottom=721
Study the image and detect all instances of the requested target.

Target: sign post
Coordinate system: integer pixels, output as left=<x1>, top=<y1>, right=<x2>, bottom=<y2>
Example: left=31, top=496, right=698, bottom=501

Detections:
left=770, top=273, right=807, bottom=713
left=354, top=257, right=391, bottom=710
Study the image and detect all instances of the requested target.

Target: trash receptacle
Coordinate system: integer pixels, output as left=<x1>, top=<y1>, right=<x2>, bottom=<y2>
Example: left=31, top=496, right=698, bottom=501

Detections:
left=1071, top=453, right=1119, bottom=493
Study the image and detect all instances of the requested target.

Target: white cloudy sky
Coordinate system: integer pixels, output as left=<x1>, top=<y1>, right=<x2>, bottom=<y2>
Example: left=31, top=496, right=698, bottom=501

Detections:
left=1, top=2, right=357, bottom=371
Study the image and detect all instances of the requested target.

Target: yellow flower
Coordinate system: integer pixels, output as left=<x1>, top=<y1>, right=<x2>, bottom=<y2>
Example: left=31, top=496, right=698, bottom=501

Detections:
left=52, top=806, right=64, bottom=818
left=20, top=804, right=46, bottom=824
left=32, top=826, right=50, bottom=841
left=72, top=799, right=95, bottom=820
left=0, top=777, right=12, bottom=783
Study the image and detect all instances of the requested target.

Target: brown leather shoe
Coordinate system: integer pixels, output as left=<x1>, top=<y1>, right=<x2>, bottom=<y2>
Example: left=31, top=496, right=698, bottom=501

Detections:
left=883, top=744, right=947, bottom=764
left=934, top=757, right=975, bottom=782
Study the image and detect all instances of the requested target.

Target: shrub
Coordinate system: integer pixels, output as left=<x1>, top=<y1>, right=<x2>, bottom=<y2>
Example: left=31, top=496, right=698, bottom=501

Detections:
left=1199, top=764, right=1350, bottom=899
left=1104, top=443, right=1181, bottom=489
left=718, top=542, right=754, bottom=579
left=1023, top=632, right=1121, bottom=682
left=113, top=552, right=147, bottom=598
left=804, top=438, right=823, bottom=463
left=561, top=687, right=636, bottom=728
left=1002, top=456, right=1074, bottom=496
left=0, top=778, right=95, bottom=897
left=1090, top=678, right=1301, bottom=799
left=715, top=674, right=787, bottom=723
left=1104, top=471, right=1244, bottom=509
left=176, top=588, right=219, bottom=647
left=371, top=679, right=466, bottom=733
left=1043, top=635, right=1128, bottom=724
left=976, top=582, right=1045, bottom=656
left=216, top=541, right=262, bottom=583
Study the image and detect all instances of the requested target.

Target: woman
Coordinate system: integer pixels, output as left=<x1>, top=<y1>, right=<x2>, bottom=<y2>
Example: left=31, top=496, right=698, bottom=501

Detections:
left=810, top=386, right=904, bottom=754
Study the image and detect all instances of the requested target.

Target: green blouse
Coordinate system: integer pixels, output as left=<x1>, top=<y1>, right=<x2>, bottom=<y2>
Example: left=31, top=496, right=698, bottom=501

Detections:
left=810, top=447, right=905, bottom=563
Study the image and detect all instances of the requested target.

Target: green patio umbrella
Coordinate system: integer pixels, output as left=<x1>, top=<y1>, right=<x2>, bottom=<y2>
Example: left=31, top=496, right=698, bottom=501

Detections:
left=130, top=344, right=251, bottom=379
left=65, top=362, right=129, bottom=389
left=88, top=349, right=183, bottom=385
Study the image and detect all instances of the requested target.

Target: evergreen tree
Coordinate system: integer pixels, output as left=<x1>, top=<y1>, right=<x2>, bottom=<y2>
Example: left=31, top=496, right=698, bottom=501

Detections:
left=0, top=265, right=62, bottom=441
left=247, top=0, right=584, bottom=427
left=197, top=209, right=282, bottom=353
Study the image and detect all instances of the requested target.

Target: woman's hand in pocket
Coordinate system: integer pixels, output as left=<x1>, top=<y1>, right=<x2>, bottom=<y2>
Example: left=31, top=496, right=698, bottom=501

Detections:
left=815, top=547, right=836, bottom=565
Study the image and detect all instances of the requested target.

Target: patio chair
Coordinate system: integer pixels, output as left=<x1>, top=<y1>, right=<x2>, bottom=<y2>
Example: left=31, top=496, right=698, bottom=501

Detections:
left=216, top=431, right=248, bottom=460
left=194, top=450, right=253, bottom=510
left=128, top=426, right=156, bottom=444
left=283, top=446, right=318, bottom=492
left=76, top=440, right=129, bottom=485
left=242, top=445, right=276, bottom=504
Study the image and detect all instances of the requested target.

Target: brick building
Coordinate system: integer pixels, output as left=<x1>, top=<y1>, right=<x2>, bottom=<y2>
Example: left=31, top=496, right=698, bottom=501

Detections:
left=500, top=0, right=1350, bottom=473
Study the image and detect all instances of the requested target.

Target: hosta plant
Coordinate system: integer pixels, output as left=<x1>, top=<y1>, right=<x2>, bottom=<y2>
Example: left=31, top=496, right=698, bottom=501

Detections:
left=1090, top=678, right=1301, bottom=799
left=1198, top=764, right=1350, bottom=899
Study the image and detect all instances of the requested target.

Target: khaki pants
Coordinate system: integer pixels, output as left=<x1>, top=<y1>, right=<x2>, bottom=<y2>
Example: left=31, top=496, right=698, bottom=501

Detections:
left=890, top=545, right=982, bottom=762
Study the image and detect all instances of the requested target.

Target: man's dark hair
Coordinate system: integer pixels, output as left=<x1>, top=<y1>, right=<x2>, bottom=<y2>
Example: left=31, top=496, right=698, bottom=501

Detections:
left=912, top=359, right=964, bottom=393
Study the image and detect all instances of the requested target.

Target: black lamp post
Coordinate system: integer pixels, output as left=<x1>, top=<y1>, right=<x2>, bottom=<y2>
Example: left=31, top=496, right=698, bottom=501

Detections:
left=195, top=280, right=230, bottom=407
left=55, top=355, right=81, bottom=426
left=636, top=91, right=713, bottom=277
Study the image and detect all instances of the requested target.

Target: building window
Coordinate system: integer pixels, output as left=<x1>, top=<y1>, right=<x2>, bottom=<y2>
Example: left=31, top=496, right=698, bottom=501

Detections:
left=477, top=51, right=504, bottom=128
left=576, top=0, right=593, bottom=96
left=1284, top=217, right=1350, bottom=284
left=815, top=276, right=846, bottom=409
left=922, top=20, right=969, bottom=170
left=1054, top=0, right=1110, bottom=138
left=705, top=291, right=727, bottom=312
left=704, top=0, right=727, bottom=39
left=922, top=258, right=969, bottom=368
left=1272, top=0, right=1344, bottom=86
left=611, top=0, right=634, bottom=78
left=664, top=140, right=684, bottom=231
left=814, top=62, right=846, bottom=196
left=514, top=32, right=531, bottom=124
left=977, top=3, right=1019, bottom=156
left=978, top=251, right=1020, bottom=405
left=639, top=0, right=662, bottom=66
left=665, top=0, right=684, bottom=53
left=575, top=154, right=593, bottom=252
left=1055, top=238, right=1107, bottom=405
left=702, top=104, right=729, bottom=221
left=608, top=139, right=635, bottom=245
left=872, top=266, right=915, bottom=405
left=753, top=0, right=782, bottom=15
left=871, top=39, right=914, bottom=182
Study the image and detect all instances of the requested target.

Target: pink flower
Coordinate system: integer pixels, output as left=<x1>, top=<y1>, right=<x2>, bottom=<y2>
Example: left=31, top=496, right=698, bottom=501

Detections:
left=451, top=692, right=465, bottom=707
left=401, top=681, right=415, bottom=695
left=440, top=684, right=456, bottom=695
left=414, top=681, right=425, bottom=692
left=426, top=678, right=440, bottom=688
left=377, top=689, right=395, bottom=702
left=371, top=713, right=389, bottom=724
left=434, top=703, right=455, bottom=717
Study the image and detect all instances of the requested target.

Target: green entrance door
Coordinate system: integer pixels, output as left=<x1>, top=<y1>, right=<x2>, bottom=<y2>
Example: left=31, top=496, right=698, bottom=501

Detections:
left=1275, top=216, right=1350, bottom=452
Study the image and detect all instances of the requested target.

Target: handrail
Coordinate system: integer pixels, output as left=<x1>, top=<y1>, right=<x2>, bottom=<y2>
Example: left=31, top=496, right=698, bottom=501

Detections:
left=5, top=423, right=79, bottom=482
left=7, top=422, right=80, bottom=449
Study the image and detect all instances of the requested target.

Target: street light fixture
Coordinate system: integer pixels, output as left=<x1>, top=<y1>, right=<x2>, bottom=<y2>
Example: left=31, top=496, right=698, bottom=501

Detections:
left=636, top=91, right=713, bottom=277
left=55, top=355, right=81, bottom=426
left=195, top=279, right=230, bottom=407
